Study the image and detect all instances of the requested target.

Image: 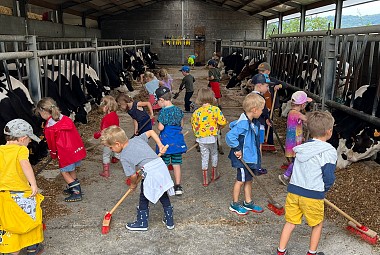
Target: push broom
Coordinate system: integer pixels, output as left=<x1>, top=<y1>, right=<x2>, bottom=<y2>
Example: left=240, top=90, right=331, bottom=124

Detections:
left=240, top=159, right=285, bottom=216
left=102, top=145, right=169, bottom=234
left=324, top=198, right=378, bottom=244
left=262, top=90, right=277, bottom=152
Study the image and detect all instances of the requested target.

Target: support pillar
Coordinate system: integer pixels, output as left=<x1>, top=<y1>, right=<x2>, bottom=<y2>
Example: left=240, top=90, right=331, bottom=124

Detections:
left=320, top=36, right=336, bottom=110
left=334, top=0, right=343, bottom=29
left=300, top=5, right=306, bottom=32
left=26, top=35, right=41, bottom=104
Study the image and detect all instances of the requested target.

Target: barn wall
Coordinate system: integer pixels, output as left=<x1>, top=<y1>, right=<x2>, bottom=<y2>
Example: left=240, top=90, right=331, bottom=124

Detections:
left=100, top=0, right=263, bottom=65
left=0, top=14, right=101, bottom=38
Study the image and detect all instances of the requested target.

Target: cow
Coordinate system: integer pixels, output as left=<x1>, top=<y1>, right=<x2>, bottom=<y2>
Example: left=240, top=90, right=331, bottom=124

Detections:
left=226, top=57, right=264, bottom=89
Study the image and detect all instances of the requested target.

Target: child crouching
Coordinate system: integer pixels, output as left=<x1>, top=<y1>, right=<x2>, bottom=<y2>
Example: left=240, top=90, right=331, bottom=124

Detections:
left=100, top=126, right=175, bottom=231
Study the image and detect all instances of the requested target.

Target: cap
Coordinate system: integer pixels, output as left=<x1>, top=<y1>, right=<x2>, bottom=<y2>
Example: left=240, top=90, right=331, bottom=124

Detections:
left=291, top=91, right=312, bottom=105
left=179, top=66, right=190, bottom=72
left=252, top=73, right=275, bottom=85
left=155, top=86, right=170, bottom=99
left=257, top=62, right=271, bottom=71
left=207, top=59, right=217, bottom=67
left=4, top=119, right=41, bottom=143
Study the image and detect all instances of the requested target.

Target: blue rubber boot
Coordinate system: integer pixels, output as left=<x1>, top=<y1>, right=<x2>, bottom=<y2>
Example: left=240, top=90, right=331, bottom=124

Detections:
left=64, top=180, right=82, bottom=202
left=162, top=206, right=174, bottom=230
left=126, top=207, right=149, bottom=231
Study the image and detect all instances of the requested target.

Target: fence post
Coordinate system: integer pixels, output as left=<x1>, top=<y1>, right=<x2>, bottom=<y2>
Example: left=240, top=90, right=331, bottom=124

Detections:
left=229, top=39, right=232, bottom=55
left=26, top=35, right=41, bottom=104
left=320, top=35, right=336, bottom=110
left=91, top=38, right=99, bottom=77
left=134, top=40, right=137, bottom=52
left=119, top=38, right=123, bottom=65
left=267, top=39, right=272, bottom=64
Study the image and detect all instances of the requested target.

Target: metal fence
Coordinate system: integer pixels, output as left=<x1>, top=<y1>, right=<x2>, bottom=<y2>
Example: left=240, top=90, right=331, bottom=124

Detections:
left=0, top=35, right=150, bottom=103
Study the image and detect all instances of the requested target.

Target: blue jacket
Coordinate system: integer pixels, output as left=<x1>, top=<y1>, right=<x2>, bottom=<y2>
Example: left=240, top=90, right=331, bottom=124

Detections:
left=157, top=125, right=187, bottom=155
left=225, top=113, right=261, bottom=169
left=288, top=139, right=337, bottom=199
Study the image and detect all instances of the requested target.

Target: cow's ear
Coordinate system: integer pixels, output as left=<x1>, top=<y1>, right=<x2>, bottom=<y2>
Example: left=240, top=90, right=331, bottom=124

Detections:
left=374, top=129, right=380, bottom=138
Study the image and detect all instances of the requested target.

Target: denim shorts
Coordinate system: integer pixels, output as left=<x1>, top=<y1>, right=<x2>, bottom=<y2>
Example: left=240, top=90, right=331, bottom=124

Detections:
left=60, top=161, right=81, bottom=172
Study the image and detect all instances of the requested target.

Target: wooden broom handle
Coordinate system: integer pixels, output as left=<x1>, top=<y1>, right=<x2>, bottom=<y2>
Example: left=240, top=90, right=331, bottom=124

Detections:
left=265, top=89, right=277, bottom=143
left=324, top=198, right=361, bottom=227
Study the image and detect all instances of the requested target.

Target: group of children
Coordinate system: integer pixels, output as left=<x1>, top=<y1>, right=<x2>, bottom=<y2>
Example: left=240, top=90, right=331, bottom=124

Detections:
left=0, top=60, right=337, bottom=255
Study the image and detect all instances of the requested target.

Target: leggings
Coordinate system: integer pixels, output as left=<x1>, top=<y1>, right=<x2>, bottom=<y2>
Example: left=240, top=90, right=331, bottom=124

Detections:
left=139, top=180, right=171, bottom=210
left=103, top=146, right=120, bottom=164
left=199, top=142, right=218, bottom=170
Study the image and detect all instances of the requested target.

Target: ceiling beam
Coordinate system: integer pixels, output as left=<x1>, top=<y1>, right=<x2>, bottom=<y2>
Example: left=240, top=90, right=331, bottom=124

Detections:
left=61, top=0, right=92, bottom=10
left=249, top=0, right=289, bottom=16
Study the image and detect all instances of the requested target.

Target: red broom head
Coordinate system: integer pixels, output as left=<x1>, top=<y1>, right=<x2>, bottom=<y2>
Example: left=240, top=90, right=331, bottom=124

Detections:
left=168, top=164, right=174, bottom=171
left=267, top=203, right=285, bottom=216
left=346, top=226, right=379, bottom=245
left=43, top=223, right=46, bottom=231
left=101, top=226, right=110, bottom=235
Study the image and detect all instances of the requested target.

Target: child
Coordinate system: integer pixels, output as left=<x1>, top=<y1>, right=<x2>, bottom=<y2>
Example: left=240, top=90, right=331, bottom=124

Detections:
left=0, top=119, right=44, bottom=255
left=158, top=68, right=174, bottom=91
left=116, top=93, right=154, bottom=136
left=100, top=126, right=175, bottom=231
left=225, top=93, right=265, bottom=215
left=279, top=91, right=311, bottom=186
left=93, top=96, right=120, bottom=178
left=178, top=66, right=195, bottom=112
left=143, top=71, right=160, bottom=113
left=191, top=88, right=227, bottom=187
left=156, top=86, right=187, bottom=195
left=187, top=53, right=198, bottom=68
left=207, top=59, right=222, bottom=109
left=277, top=111, right=336, bottom=255
left=36, top=97, right=86, bottom=202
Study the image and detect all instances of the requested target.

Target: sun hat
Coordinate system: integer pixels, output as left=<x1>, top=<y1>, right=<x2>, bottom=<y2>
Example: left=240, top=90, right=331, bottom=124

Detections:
left=291, top=91, right=312, bottom=105
left=4, top=119, right=41, bottom=142
left=155, top=86, right=171, bottom=99
left=257, top=62, right=271, bottom=72
left=252, top=73, right=275, bottom=85
left=179, top=66, right=190, bottom=72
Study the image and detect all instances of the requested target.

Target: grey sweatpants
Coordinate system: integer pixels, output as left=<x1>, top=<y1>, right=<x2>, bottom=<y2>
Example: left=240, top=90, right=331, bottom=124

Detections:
left=103, top=146, right=120, bottom=164
left=199, top=142, right=218, bottom=170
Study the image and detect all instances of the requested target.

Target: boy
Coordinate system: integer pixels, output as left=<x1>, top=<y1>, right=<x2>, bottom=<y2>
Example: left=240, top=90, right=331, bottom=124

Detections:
left=178, top=66, right=195, bottom=112
left=0, top=119, right=44, bottom=255
left=225, top=93, right=266, bottom=215
left=187, top=53, right=198, bottom=68
left=277, top=111, right=337, bottom=255
left=100, top=126, right=175, bottom=231
left=207, top=59, right=222, bottom=109
left=156, top=86, right=187, bottom=195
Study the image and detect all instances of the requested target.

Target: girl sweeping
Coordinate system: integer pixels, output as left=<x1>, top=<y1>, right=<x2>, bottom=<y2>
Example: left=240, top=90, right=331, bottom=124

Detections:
left=143, top=71, right=161, bottom=113
left=116, top=93, right=154, bottom=136
left=36, top=97, right=86, bottom=202
left=93, top=96, right=120, bottom=178
left=158, top=68, right=174, bottom=91
left=279, top=91, right=311, bottom=185
left=191, top=88, right=227, bottom=187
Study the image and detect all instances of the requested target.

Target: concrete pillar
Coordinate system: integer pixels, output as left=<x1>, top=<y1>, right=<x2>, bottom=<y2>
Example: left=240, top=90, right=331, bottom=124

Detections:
left=300, top=5, right=306, bottom=32
left=26, top=35, right=41, bottom=103
left=334, top=0, right=343, bottom=29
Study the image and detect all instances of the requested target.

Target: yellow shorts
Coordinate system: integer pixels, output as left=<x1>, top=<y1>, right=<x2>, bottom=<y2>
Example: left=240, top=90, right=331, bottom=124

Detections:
left=285, top=193, right=324, bottom=227
left=188, top=57, right=194, bottom=65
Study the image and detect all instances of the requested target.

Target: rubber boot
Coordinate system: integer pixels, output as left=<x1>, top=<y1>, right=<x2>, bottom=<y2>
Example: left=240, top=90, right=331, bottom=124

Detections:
left=162, top=206, right=174, bottom=230
left=111, top=157, right=119, bottom=164
left=203, top=170, right=208, bottom=187
left=126, top=207, right=149, bottom=231
left=64, top=180, right=82, bottom=202
left=63, top=178, right=78, bottom=195
left=99, top=163, right=110, bottom=178
left=211, top=167, right=220, bottom=182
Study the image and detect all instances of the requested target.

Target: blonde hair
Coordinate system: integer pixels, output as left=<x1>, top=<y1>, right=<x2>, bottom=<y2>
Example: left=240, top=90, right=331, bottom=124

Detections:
left=100, top=95, right=118, bottom=112
left=100, top=125, right=128, bottom=146
left=158, top=69, right=169, bottom=80
left=116, top=93, right=133, bottom=110
left=306, top=111, right=335, bottom=138
left=144, top=71, right=155, bottom=80
left=195, top=88, right=216, bottom=105
left=36, top=97, right=61, bottom=121
left=242, top=93, right=265, bottom=113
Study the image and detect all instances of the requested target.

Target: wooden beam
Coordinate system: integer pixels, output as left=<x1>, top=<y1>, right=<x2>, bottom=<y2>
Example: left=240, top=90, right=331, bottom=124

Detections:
left=61, top=0, right=93, bottom=10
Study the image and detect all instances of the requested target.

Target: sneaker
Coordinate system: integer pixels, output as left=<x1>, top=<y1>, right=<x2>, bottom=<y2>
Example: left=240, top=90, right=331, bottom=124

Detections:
left=253, top=168, right=267, bottom=176
left=242, top=201, right=264, bottom=213
left=229, top=202, right=248, bottom=215
left=277, top=248, right=288, bottom=255
left=174, top=185, right=183, bottom=196
left=278, top=174, right=289, bottom=186
left=190, top=102, right=196, bottom=111
left=307, top=252, right=325, bottom=255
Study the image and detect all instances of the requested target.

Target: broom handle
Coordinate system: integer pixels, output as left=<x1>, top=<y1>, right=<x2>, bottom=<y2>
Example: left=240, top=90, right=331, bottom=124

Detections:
left=108, top=145, right=169, bottom=215
left=265, top=90, right=277, bottom=143
left=240, top=159, right=277, bottom=205
left=324, top=198, right=362, bottom=227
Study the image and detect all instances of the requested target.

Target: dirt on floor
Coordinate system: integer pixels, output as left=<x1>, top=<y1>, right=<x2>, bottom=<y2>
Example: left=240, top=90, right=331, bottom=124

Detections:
left=32, top=65, right=379, bottom=253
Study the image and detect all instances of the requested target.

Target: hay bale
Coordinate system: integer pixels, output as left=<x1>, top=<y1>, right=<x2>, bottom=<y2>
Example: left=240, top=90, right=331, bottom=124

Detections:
left=0, top=6, right=13, bottom=15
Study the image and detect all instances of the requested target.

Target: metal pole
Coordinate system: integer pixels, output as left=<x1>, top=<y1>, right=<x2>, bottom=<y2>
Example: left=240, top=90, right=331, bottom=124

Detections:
left=26, top=35, right=41, bottom=104
left=91, top=38, right=99, bottom=76
left=278, top=13, right=283, bottom=34
left=181, top=0, right=184, bottom=65
left=320, top=35, right=336, bottom=110
left=334, top=0, right=343, bottom=29
left=300, top=5, right=306, bottom=32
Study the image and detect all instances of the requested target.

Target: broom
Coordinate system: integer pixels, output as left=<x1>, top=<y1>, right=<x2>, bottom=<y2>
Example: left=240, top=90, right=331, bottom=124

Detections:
left=240, top=159, right=285, bottom=216
left=324, top=198, right=378, bottom=244
left=102, top=145, right=169, bottom=234
left=262, top=90, right=277, bottom=152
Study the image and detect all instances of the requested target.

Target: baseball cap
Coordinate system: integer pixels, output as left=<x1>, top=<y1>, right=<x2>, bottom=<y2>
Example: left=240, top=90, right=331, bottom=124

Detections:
left=257, top=62, right=271, bottom=71
left=252, top=73, right=275, bottom=85
left=4, top=119, right=41, bottom=143
left=291, top=91, right=312, bottom=105
left=155, top=86, right=170, bottom=99
left=207, top=59, right=217, bottom=67
left=179, top=66, right=190, bottom=72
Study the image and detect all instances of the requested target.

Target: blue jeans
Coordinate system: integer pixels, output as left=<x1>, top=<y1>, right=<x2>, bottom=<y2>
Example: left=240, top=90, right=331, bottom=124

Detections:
left=184, top=91, right=194, bottom=111
left=139, top=180, right=171, bottom=210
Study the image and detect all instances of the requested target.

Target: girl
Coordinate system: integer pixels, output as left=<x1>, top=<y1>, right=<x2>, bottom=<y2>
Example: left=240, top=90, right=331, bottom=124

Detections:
left=93, top=96, right=120, bottom=178
left=191, top=88, right=227, bottom=187
left=158, top=68, right=174, bottom=91
left=36, top=97, right=86, bottom=202
left=116, top=93, right=154, bottom=136
left=143, top=71, right=160, bottom=113
left=279, top=91, right=311, bottom=185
